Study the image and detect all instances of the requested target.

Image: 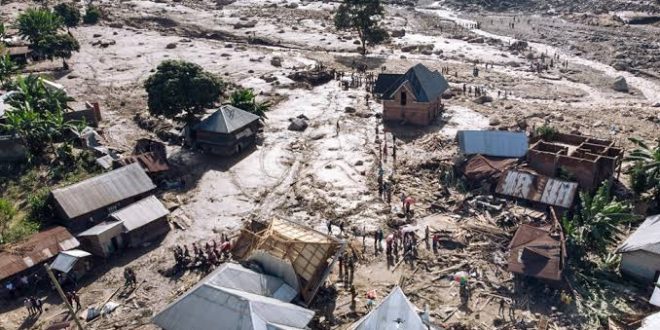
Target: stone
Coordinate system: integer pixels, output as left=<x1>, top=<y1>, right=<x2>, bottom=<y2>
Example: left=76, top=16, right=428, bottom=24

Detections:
left=93, top=33, right=102, bottom=38
left=165, top=43, right=177, bottom=49
left=390, top=29, right=405, bottom=38
left=233, top=21, right=257, bottom=29
left=288, top=118, right=308, bottom=131
left=355, top=160, right=364, bottom=166
left=270, top=56, right=282, bottom=67
left=652, top=102, right=660, bottom=107
left=489, top=117, right=501, bottom=126
left=473, top=95, right=494, bottom=104
left=612, top=76, right=629, bottom=92
left=344, top=106, right=356, bottom=113
left=99, top=39, right=116, bottom=47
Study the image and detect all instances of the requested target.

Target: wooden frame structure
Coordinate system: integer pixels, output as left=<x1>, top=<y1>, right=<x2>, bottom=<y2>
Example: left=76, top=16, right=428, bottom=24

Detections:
left=233, top=218, right=343, bottom=305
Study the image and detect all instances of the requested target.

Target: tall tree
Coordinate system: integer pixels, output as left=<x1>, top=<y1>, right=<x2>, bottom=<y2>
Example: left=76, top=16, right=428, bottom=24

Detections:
left=144, top=60, right=224, bottom=123
left=17, top=8, right=63, bottom=44
left=54, top=3, right=81, bottom=30
left=230, top=88, right=270, bottom=119
left=32, top=33, right=80, bottom=68
left=334, top=0, right=388, bottom=55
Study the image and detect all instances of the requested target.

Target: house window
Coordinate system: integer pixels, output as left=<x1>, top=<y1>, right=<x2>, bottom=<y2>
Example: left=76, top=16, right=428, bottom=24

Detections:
left=400, top=91, right=407, bottom=106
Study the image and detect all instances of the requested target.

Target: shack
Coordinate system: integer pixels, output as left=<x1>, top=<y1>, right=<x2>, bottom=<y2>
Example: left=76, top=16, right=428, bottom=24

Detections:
left=153, top=263, right=314, bottom=330
left=0, top=227, right=79, bottom=294
left=350, top=286, right=428, bottom=330
left=77, top=195, right=170, bottom=257
left=233, top=218, right=343, bottom=305
left=187, top=105, right=261, bottom=156
left=617, top=214, right=660, bottom=283
left=51, top=163, right=156, bottom=232
left=508, top=224, right=565, bottom=282
left=377, top=63, right=449, bottom=126
left=50, top=249, right=93, bottom=281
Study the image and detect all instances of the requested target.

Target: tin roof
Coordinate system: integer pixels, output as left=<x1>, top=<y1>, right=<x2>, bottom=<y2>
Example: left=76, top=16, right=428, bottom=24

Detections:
left=457, top=130, right=528, bottom=158
left=50, top=249, right=91, bottom=273
left=508, top=224, right=564, bottom=281
left=373, top=73, right=403, bottom=94
left=110, top=195, right=169, bottom=232
left=116, top=152, right=169, bottom=173
left=51, top=163, right=156, bottom=219
left=350, top=286, right=426, bottom=330
left=76, top=221, right=123, bottom=237
left=496, top=170, right=578, bottom=208
left=617, top=214, right=660, bottom=255
left=0, top=227, right=79, bottom=281
left=194, top=105, right=260, bottom=134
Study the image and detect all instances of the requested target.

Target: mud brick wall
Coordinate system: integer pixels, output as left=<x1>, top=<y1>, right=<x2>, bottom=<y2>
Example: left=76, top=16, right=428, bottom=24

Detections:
left=528, top=149, right=558, bottom=177
left=382, top=83, right=442, bottom=126
left=557, top=155, right=598, bottom=190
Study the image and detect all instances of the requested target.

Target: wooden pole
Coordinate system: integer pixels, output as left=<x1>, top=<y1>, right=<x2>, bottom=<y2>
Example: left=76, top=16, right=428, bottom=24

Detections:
left=44, top=265, right=85, bottom=330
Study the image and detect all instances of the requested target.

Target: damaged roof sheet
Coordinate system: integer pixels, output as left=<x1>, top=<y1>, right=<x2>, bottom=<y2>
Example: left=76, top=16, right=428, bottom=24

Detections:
left=508, top=224, right=564, bottom=281
left=350, top=286, right=426, bottom=330
left=51, top=163, right=156, bottom=219
left=457, top=130, right=528, bottom=158
left=617, top=214, right=660, bottom=254
left=0, top=227, right=79, bottom=281
left=496, top=170, right=578, bottom=208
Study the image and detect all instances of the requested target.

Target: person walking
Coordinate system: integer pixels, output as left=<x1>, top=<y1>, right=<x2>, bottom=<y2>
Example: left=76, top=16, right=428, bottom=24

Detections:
left=339, top=221, right=345, bottom=235
left=336, top=120, right=340, bottom=136
left=424, top=226, right=430, bottom=250
left=327, top=220, right=332, bottom=234
left=24, top=297, right=34, bottom=315
left=71, top=290, right=81, bottom=311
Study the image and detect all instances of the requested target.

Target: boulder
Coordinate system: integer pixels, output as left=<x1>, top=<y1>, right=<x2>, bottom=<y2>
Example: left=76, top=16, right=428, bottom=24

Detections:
left=612, top=76, right=629, bottom=92
left=489, top=117, right=501, bottom=126
left=473, top=95, right=494, bottom=104
left=288, top=118, right=308, bottom=131
left=233, top=20, right=257, bottom=29
left=344, top=106, right=356, bottom=113
left=270, top=56, right=282, bottom=67
left=390, top=29, right=405, bottom=38
left=165, top=43, right=177, bottom=49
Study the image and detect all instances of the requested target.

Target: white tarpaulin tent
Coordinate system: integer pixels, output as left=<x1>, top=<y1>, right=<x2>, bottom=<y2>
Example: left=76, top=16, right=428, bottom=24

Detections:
left=153, top=263, right=314, bottom=330
left=50, top=249, right=92, bottom=274
left=350, top=286, right=427, bottom=330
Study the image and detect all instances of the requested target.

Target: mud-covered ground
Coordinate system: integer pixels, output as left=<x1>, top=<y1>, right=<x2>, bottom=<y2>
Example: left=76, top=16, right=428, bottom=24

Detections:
left=1, top=0, right=659, bottom=329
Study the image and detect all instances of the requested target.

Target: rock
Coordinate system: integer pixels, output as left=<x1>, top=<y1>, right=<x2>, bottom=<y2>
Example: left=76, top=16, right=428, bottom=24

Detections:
left=400, top=45, right=417, bottom=53
left=288, top=118, right=308, bottom=132
left=390, top=29, right=405, bottom=38
left=165, top=43, right=177, bottom=49
left=109, top=23, right=123, bottom=28
left=93, top=33, right=102, bottom=38
left=489, top=117, right=501, bottom=126
left=473, top=95, right=494, bottom=104
left=284, top=2, right=298, bottom=9
left=353, top=40, right=361, bottom=45
left=233, top=20, right=257, bottom=29
left=516, top=118, right=528, bottom=130
left=270, top=56, right=282, bottom=67
left=288, top=69, right=333, bottom=87
left=652, top=102, right=660, bottom=107
left=355, top=160, right=364, bottom=166
left=99, top=39, right=116, bottom=47
left=310, top=132, right=326, bottom=140
left=504, top=104, right=513, bottom=109
left=593, top=120, right=604, bottom=128
left=344, top=106, right=356, bottom=113
left=612, top=76, right=629, bottom=92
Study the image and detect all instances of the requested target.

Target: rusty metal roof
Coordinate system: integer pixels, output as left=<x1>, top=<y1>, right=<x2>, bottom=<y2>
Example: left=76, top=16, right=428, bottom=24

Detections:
left=508, top=224, right=564, bottom=281
left=52, top=163, right=156, bottom=219
left=0, top=227, right=79, bottom=281
left=116, top=152, right=170, bottom=173
left=496, top=170, right=578, bottom=208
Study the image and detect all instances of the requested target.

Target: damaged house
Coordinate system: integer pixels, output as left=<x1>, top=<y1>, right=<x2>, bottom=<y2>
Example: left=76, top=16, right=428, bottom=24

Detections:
left=617, top=214, right=660, bottom=283
left=77, top=195, right=170, bottom=257
left=508, top=224, right=566, bottom=282
left=496, top=169, right=579, bottom=209
left=51, top=163, right=156, bottom=232
left=527, top=132, right=623, bottom=191
left=350, top=286, right=429, bottom=330
left=186, top=105, right=261, bottom=156
left=233, top=218, right=343, bottom=305
left=374, top=63, right=449, bottom=126
left=153, top=263, right=314, bottom=330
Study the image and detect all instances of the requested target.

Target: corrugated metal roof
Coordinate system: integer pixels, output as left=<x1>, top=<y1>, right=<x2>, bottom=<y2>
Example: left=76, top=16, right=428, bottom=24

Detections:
left=153, top=264, right=313, bottom=330
left=350, top=286, right=426, bottom=330
left=382, top=64, right=449, bottom=102
left=206, top=263, right=297, bottom=302
left=617, top=214, right=660, bottom=254
left=496, top=170, right=578, bottom=208
left=508, top=224, right=564, bottom=281
left=457, top=130, right=528, bottom=158
left=0, top=227, right=79, bottom=281
left=373, top=73, right=403, bottom=94
left=77, top=221, right=123, bottom=237
left=50, top=249, right=91, bottom=273
left=194, top=105, right=260, bottom=135
left=52, top=163, right=156, bottom=219
left=110, top=195, right=169, bottom=232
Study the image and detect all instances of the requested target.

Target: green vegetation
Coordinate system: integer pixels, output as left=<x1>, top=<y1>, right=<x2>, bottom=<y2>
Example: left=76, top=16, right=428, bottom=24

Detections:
left=83, top=5, right=101, bottom=25
left=230, top=88, right=270, bottom=119
left=17, top=8, right=80, bottom=69
left=0, top=199, right=17, bottom=244
left=0, top=54, right=17, bottom=87
left=625, top=137, right=660, bottom=209
left=334, top=0, right=388, bottom=55
left=144, top=60, right=224, bottom=123
left=33, top=33, right=80, bottom=69
left=535, top=124, right=558, bottom=140
left=54, top=3, right=81, bottom=29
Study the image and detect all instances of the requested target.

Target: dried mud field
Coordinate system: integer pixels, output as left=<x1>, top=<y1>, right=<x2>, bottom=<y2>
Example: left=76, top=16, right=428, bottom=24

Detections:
left=1, top=0, right=659, bottom=329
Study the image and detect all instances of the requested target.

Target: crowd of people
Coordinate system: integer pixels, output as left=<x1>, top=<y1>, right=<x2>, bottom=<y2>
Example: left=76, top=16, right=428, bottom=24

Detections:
left=171, top=235, right=233, bottom=272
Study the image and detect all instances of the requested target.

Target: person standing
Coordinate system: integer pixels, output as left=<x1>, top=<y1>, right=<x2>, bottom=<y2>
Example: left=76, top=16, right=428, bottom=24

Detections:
left=71, top=290, right=81, bottom=311
left=424, top=226, right=430, bottom=250
left=327, top=220, right=332, bottom=234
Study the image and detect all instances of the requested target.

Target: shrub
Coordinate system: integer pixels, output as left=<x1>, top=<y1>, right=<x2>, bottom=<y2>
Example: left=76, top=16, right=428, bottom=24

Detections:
left=83, top=5, right=101, bottom=24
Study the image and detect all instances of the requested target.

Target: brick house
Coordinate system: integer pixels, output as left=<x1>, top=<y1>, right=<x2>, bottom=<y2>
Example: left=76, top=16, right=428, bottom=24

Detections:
left=374, top=64, right=449, bottom=126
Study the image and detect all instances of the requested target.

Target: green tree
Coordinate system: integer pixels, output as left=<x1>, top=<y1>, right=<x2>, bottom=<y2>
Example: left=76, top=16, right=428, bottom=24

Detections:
left=54, top=3, right=81, bottom=29
left=83, top=5, right=101, bottom=25
left=32, top=33, right=80, bottom=68
left=0, top=54, right=17, bottom=86
left=144, top=60, right=223, bottom=122
left=334, top=0, right=388, bottom=55
left=17, top=8, right=63, bottom=44
left=562, top=182, right=637, bottom=257
left=230, top=88, right=270, bottom=119
left=7, top=75, right=73, bottom=113
left=0, top=198, right=17, bottom=243
left=626, top=137, right=660, bottom=209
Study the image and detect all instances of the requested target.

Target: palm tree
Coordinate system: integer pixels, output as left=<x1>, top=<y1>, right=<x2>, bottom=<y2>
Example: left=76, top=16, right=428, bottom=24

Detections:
left=626, top=137, right=660, bottom=206
left=7, top=75, right=73, bottom=113
left=230, top=88, right=270, bottom=119
left=17, top=8, right=63, bottom=44
left=0, top=54, right=17, bottom=87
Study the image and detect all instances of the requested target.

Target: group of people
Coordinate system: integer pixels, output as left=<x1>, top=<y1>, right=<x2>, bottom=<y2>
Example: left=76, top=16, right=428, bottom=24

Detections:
left=336, top=250, right=357, bottom=286
left=65, top=290, right=81, bottom=311
left=172, top=237, right=233, bottom=271
left=385, top=230, right=418, bottom=265
left=23, top=296, right=43, bottom=315
left=123, top=267, right=137, bottom=287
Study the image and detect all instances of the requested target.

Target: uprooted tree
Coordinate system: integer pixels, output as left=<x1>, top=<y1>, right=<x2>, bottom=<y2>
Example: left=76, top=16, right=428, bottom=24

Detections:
left=144, top=60, right=224, bottom=123
left=334, top=0, right=389, bottom=55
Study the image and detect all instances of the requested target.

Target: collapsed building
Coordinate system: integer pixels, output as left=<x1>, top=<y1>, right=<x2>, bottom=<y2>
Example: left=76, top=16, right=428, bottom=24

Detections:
left=508, top=224, right=566, bottom=282
left=233, top=218, right=343, bottom=305
left=527, top=132, right=623, bottom=191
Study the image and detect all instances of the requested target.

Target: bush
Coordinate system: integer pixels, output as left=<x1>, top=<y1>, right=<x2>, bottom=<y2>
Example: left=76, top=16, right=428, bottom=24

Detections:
left=54, top=3, right=81, bottom=28
left=83, top=5, right=101, bottom=24
left=535, top=124, right=558, bottom=140
left=629, top=162, right=648, bottom=195
left=26, top=187, right=52, bottom=224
